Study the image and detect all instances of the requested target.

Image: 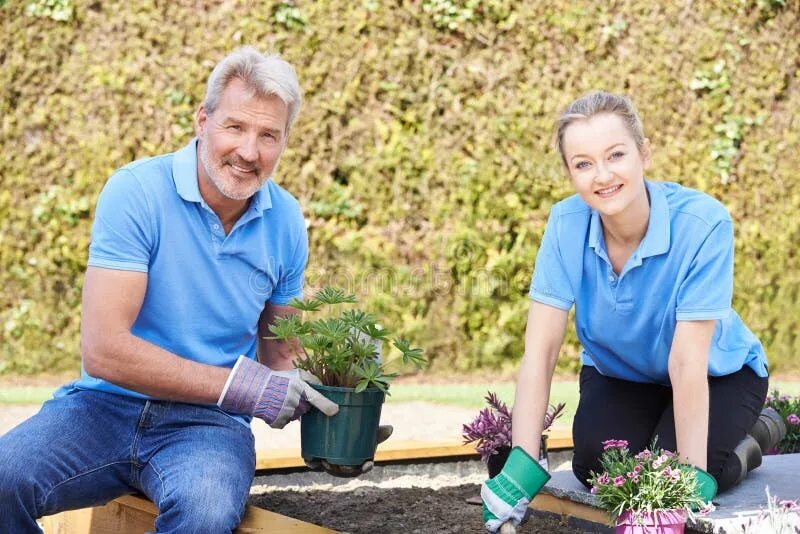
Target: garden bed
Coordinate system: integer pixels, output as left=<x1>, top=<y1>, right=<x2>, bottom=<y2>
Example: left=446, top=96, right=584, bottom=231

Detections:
left=250, top=483, right=587, bottom=534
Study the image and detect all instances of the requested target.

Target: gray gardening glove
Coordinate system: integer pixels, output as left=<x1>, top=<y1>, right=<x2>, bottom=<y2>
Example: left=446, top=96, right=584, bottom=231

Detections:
left=304, top=424, right=394, bottom=477
left=218, top=355, right=338, bottom=429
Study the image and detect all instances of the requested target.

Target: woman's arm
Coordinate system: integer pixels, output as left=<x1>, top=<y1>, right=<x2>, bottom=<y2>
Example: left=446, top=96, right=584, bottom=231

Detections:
left=668, top=319, right=716, bottom=469
left=512, top=301, right=569, bottom=456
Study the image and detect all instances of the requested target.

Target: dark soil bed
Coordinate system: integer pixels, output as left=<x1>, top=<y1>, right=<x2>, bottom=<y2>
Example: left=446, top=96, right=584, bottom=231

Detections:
left=249, top=483, right=587, bottom=533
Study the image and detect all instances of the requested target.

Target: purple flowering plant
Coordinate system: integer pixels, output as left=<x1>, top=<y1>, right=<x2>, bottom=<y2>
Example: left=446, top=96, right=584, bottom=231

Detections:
left=461, top=391, right=565, bottom=463
left=764, top=389, right=800, bottom=454
left=588, top=439, right=707, bottom=522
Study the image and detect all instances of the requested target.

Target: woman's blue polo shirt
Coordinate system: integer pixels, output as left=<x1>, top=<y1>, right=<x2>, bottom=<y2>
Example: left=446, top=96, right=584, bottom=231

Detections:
left=67, top=139, right=308, bottom=403
left=529, top=180, right=768, bottom=385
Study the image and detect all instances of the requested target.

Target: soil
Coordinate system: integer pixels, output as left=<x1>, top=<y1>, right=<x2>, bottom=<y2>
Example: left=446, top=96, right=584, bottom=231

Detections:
left=249, top=483, right=585, bottom=534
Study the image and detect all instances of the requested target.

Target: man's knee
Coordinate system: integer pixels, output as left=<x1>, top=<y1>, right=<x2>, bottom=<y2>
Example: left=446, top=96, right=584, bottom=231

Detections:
left=0, top=460, right=41, bottom=515
left=156, top=480, right=248, bottom=532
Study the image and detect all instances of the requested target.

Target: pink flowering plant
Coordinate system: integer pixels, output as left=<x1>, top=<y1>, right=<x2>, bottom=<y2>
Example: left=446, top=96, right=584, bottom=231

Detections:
left=588, top=439, right=707, bottom=522
left=461, top=391, right=565, bottom=463
left=764, top=389, right=800, bottom=454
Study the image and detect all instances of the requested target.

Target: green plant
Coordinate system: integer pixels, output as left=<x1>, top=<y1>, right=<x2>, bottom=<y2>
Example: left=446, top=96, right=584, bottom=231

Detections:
left=738, top=487, right=800, bottom=533
left=24, top=0, right=73, bottom=21
left=273, top=2, right=307, bottom=31
left=588, top=439, right=707, bottom=522
left=268, top=287, right=426, bottom=393
left=765, top=390, right=800, bottom=454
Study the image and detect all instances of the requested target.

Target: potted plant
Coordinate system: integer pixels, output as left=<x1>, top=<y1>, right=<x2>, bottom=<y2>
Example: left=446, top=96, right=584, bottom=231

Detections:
left=764, top=390, right=800, bottom=454
left=268, top=286, right=426, bottom=469
left=462, top=391, right=566, bottom=477
left=588, top=439, right=709, bottom=533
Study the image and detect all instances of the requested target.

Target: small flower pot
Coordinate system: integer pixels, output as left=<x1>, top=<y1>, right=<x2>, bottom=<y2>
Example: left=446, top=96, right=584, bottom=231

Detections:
left=300, top=383, right=386, bottom=467
left=615, top=509, right=688, bottom=534
left=486, top=435, right=549, bottom=478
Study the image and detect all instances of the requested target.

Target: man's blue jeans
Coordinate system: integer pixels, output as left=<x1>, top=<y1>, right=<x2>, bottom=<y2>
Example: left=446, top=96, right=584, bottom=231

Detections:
left=0, top=387, right=255, bottom=533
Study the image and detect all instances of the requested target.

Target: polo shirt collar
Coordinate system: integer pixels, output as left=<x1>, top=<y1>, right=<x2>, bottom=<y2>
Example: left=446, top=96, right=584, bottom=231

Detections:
left=172, top=138, right=273, bottom=212
left=587, top=180, right=670, bottom=259
left=638, top=180, right=670, bottom=258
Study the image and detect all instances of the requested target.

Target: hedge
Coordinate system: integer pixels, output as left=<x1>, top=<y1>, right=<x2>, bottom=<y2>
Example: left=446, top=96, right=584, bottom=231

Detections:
left=1, top=0, right=798, bottom=375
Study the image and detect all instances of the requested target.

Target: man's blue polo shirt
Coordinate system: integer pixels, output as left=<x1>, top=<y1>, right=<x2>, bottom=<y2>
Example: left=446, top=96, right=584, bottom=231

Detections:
left=529, top=180, right=768, bottom=385
left=65, top=138, right=308, bottom=406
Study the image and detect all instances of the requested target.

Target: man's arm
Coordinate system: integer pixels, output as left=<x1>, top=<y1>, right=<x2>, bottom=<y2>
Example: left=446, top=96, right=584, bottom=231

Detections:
left=257, top=302, right=303, bottom=371
left=81, top=266, right=229, bottom=403
left=668, top=319, right=715, bottom=469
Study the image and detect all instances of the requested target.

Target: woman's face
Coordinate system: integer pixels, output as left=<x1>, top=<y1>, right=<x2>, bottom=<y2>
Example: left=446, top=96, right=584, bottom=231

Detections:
left=561, top=113, right=651, bottom=219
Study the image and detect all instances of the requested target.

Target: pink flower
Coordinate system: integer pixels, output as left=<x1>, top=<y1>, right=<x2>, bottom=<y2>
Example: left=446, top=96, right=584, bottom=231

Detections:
left=652, top=454, right=669, bottom=469
left=661, top=466, right=680, bottom=482
left=631, top=475, right=640, bottom=483
left=590, top=486, right=598, bottom=494
left=633, top=464, right=642, bottom=474
left=602, top=439, right=629, bottom=450
left=597, top=473, right=610, bottom=485
left=780, top=394, right=791, bottom=402
left=635, top=450, right=652, bottom=461
left=787, top=414, right=800, bottom=426
left=613, top=476, right=625, bottom=487
left=780, top=499, right=799, bottom=511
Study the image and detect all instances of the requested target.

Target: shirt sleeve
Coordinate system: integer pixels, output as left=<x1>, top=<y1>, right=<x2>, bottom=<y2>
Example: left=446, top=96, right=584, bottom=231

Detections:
left=268, top=219, right=308, bottom=305
left=87, top=170, right=153, bottom=273
left=675, top=219, right=733, bottom=321
left=529, top=207, right=574, bottom=311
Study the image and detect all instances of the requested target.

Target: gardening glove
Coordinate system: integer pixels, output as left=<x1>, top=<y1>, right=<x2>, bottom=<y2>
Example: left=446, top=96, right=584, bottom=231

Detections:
left=304, top=424, right=394, bottom=477
left=481, top=446, right=551, bottom=533
left=691, top=466, right=717, bottom=504
left=217, top=355, right=339, bottom=429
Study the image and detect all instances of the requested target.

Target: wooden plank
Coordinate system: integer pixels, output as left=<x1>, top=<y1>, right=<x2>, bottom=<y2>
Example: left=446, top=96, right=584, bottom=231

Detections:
left=530, top=493, right=610, bottom=525
left=42, top=495, right=337, bottom=534
left=255, top=431, right=574, bottom=471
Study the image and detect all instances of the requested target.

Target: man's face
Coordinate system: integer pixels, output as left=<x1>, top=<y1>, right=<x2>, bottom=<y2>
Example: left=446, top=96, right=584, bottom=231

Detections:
left=196, top=78, right=289, bottom=201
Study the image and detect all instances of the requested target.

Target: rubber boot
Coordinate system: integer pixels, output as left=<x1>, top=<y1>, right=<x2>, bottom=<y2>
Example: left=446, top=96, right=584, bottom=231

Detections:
left=748, top=407, right=786, bottom=454
left=732, top=434, right=762, bottom=486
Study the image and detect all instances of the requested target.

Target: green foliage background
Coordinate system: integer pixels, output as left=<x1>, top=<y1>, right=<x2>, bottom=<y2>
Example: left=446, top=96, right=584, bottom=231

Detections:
left=1, top=0, right=798, bottom=375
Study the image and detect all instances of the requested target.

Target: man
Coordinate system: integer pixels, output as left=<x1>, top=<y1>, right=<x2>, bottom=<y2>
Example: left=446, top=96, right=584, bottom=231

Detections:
left=0, top=47, right=341, bottom=533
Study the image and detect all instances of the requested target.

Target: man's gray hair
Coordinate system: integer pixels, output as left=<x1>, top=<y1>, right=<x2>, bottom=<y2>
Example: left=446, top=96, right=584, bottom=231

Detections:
left=554, top=91, right=646, bottom=167
left=203, top=47, right=302, bottom=133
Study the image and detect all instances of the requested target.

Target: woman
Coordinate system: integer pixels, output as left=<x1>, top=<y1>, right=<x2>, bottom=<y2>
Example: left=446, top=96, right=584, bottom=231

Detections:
left=481, top=91, right=774, bottom=532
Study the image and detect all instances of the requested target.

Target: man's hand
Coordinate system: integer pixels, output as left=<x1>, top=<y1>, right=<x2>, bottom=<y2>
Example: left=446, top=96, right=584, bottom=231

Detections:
left=481, top=446, right=550, bottom=532
left=304, top=424, right=394, bottom=477
left=218, top=355, right=338, bottom=428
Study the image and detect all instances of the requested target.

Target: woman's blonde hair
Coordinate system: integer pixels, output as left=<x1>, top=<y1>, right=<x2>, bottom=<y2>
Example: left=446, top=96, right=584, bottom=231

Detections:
left=554, top=91, right=645, bottom=166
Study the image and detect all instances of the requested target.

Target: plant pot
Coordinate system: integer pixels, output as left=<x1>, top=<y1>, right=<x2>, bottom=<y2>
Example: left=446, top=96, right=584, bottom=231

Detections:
left=615, top=509, right=688, bottom=534
left=300, top=383, right=386, bottom=467
left=486, top=435, right=549, bottom=478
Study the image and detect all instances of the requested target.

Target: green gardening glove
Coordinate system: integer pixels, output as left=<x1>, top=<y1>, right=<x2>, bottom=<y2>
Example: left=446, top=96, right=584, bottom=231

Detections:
left=481, top=446, right=551, bottom=532
left=692, top=467, right=717, bottom=504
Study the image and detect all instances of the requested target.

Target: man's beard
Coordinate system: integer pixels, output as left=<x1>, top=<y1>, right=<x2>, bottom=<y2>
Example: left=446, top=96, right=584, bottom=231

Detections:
left=199, top=139, right=272, bottom=200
